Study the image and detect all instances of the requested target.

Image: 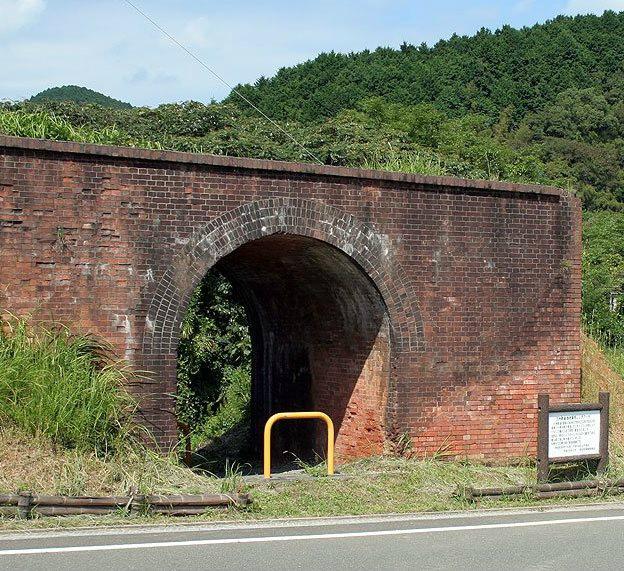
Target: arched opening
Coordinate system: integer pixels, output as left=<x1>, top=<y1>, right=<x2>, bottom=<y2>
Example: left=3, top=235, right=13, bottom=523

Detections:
left=144, top=197, right=424, bottom=461
left=178, top=233, right=390, bottom=470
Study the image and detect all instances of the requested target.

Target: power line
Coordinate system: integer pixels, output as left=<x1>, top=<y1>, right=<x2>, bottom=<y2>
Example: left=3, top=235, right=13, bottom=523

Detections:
left=121, top=0, right=323, bottom=164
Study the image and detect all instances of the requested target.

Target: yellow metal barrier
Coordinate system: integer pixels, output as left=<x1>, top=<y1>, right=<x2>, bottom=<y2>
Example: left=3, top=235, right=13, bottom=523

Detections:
left=263, top=411, right=335, bottom=479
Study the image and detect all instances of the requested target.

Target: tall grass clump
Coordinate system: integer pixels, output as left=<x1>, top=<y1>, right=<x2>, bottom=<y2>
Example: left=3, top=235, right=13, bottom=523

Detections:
left=0, top=315, right=138, bottom=454
left=0, top=108, right=161, bottom=150
left=360, top=148, right=492, bottom=180
left=361, top=149, right=450, bottom=177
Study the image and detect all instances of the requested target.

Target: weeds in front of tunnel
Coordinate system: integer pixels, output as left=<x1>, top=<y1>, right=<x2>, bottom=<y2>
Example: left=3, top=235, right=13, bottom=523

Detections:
left=0, top=423, right=222, bottom=497
left=291, top=452, right=329, bottom=477
left=219, top=460, right=247, bottom=494
left=6, top=438, right=624, bottom=529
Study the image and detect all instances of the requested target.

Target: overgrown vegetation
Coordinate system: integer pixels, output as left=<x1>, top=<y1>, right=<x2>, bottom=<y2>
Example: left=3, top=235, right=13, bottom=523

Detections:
left=582, top=332, right=624, bottom=442
left=0, top=316, right=137, bottom=454
left=582, top=212, right=624, bottom=345
left=0, top=424, right=222, bottom=499
left=177, top=270, right=251, bottom=450
left=0, top=108, right=159, bottom=149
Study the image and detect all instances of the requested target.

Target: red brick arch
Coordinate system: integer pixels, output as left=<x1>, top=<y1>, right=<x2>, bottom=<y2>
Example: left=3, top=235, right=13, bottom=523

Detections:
left=141, top=197, right=425, bottom=457
left=143, top=197, right=424, bottom=356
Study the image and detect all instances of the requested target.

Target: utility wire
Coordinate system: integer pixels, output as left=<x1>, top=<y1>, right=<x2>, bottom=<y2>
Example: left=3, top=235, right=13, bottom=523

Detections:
left=122, top=0, right=323, bottom=164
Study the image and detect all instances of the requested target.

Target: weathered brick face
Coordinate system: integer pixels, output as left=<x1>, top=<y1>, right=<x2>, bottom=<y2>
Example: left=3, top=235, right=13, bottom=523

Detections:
left=0, top=136, right=582, bottom=461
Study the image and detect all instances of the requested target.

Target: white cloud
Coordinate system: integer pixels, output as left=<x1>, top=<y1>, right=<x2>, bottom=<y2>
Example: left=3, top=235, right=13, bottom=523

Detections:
left=514, top=0, right=536, bottom=13
left=565, top=0, right=624, bottom=15
left=0, top=0, right=45, bottom=36
left=125, top=67, right=177, bottom=86
left=183, top=16, right=212, bottom=49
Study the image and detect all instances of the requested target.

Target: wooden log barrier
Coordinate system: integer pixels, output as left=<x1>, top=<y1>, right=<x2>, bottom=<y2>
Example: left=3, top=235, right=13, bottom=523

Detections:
left=31, top=495, right=131, bottom=517
left=0, top=492, right=252, bottom=518
left=0, top=494, right=20, bottom=518
left=466, top=478, right=624, bottom=501
left=147, top=493, right=252, bottom=516
left=17, top=491, right=33, bottom=519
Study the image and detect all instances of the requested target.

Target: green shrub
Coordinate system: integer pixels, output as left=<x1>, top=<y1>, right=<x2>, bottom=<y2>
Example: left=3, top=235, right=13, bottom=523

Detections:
left=0, top=315, right=138, bottom=454
left=582, top=211, right=624, bottom=346
left=192, top=365, right=251, bottom=448
left=177, top=270, right=251, bottom=435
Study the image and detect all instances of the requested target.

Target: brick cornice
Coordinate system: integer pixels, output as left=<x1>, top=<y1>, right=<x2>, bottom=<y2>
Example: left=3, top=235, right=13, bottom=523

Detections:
left=0, top=135, right=566, bottom=198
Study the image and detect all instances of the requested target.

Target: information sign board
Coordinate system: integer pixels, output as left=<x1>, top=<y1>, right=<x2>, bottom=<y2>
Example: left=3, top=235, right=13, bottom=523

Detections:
left=548, top=410, right=601, bottom=458
left=537, top=392, right=609, bottom=483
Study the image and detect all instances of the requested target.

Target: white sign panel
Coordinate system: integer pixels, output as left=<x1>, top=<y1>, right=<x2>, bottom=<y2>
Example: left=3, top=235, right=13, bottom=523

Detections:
left=548, top=410, right=601, bottom=458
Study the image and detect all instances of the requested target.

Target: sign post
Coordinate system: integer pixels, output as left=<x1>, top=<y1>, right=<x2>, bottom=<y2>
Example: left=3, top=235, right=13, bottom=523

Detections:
left=537, top=392, right=609, bottom=483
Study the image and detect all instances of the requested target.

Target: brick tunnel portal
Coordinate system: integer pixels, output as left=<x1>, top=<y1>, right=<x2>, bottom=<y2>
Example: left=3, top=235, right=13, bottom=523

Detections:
left=209, top=233, right=390, bottom=463
left=0, top=136, right=583, bottom=462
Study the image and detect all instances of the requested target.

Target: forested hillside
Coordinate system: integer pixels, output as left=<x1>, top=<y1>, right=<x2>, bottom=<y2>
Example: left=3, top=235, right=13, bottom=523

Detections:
left=30, top=85, right=132, bottom=109
left=2, top=10, right=623, bottom=448
left=227, top=11, right=624, bottom=123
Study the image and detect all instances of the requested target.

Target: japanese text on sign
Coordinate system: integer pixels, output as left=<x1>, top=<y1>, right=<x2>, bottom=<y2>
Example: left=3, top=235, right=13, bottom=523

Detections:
left=548, top=410, right=601, bottom=458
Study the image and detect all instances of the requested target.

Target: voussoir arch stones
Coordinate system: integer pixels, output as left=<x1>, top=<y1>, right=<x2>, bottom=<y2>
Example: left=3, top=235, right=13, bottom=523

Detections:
left=142, top=197, right=425, bottom=356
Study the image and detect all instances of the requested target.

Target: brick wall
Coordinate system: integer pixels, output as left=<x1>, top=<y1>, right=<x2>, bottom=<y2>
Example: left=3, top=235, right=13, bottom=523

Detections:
left=0, top=136, right=582, bottom=461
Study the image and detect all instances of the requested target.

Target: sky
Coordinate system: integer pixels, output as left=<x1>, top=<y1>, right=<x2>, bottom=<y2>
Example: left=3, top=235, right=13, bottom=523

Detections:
left=1, top=0, right=623, bottom=107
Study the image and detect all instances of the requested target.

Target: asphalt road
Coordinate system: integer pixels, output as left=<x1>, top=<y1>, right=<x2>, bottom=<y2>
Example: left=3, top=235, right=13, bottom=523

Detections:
left=2, top=505, right=624, bottom=570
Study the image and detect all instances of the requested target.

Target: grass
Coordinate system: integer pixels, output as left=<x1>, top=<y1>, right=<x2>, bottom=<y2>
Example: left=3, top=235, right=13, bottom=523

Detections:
left=0, top=425, right=219, bottom=498
left=0, top=108, right=160, bottom=149
left=190, top=365, right=251, bottom=451
left=1, top=316, right=624, bottom=531
left=361, top=149, right=450, bottom=177
left=0, top=316, right=137, bottom=454
left=252, top=457, right=535, bottom=518
left=581, top=330, right=624, bottom=443
left=603, top=346, right=624, bottom=381
left=3, top=430, right=624, bottom=532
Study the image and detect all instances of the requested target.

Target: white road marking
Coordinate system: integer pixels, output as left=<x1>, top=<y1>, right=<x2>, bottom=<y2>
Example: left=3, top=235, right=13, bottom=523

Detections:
left=0, top=503, right=619, bottom=542
left=2, top=514, right=624, bottom=556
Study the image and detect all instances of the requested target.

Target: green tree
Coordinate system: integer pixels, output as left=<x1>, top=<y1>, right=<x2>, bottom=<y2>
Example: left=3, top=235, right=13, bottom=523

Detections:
left=30, top=85, right=132, bottom=109
left=583, top=211, right=624, bottom=345
left=177, top=270, right=250, bottom=430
